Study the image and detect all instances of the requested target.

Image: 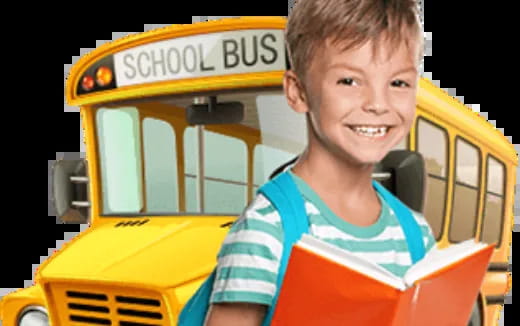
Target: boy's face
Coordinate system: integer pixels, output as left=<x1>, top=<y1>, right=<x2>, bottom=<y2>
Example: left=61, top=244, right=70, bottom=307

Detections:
left=285, top=36, right=419, bottom=167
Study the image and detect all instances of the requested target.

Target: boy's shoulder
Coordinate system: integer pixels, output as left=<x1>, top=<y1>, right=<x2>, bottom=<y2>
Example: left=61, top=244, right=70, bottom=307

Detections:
left=233, top=192, right=282, bottom=228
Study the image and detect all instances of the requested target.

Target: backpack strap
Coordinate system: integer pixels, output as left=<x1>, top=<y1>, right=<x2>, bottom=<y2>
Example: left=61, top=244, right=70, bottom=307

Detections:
left=176, top=267, right=216, bottom=325
left=257, top=171, right=309, bottom=326
left=371, top=180, right=426, bottom=264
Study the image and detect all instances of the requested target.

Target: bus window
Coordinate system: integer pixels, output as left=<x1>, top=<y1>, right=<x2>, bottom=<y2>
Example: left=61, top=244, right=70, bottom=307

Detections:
left=416, top=118, right=448, bottom=240
left=184, top=126, right=200, bottom=212
left=449, top=137, right=481, bottom=243
left=96, top=107, right=144, bottom=214
left=254, top=144, right=295, bottom=193
left=256, top=94, right=307, bottom=154
left=184, top=126, right=248, bottom=214
left=143, top=118, right=179, bottom=213
left=253, top=93, right=307, bottom=192
left=203, top=130, right=248, bottom=214
left=480, top=155, right=506, bottom=247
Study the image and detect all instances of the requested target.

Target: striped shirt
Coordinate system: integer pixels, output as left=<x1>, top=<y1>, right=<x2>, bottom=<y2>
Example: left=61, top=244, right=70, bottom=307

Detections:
left=209, top=169, right=437, bottom=306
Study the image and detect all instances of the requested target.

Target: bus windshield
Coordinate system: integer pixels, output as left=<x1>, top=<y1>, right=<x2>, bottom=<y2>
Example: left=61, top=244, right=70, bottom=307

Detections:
left=95, top=88, right=308, bottom=216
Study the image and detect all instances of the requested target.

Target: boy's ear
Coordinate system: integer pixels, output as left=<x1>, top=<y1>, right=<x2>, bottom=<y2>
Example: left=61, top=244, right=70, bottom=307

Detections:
left=283, top=70, right=309, bottom=114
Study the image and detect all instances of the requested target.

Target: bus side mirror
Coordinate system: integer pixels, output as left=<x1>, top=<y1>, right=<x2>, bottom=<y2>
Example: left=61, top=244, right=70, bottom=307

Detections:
left=374, top=150, right=427, bottom=214
left=51, top=159, right=90, bottom=223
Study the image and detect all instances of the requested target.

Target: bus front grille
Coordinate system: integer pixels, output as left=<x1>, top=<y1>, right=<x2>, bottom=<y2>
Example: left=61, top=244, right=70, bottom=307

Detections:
left=47, top=282, right=169, bottom=325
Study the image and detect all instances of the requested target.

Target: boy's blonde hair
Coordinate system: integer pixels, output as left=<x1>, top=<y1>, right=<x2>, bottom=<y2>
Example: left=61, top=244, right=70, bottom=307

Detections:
left=286, top=0, right=424, bottom=83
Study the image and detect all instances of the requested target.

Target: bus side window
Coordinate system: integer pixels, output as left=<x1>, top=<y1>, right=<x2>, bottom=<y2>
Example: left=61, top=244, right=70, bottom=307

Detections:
left=253, top=144, right=295, bottom=194
left=449, top=137, right=481, bottom=242
left=416, top=118, right=448, bottom=240
left=203, top=130, right=248, bottom=214
left=480, top=155, right=506, bottom=247
left=143, top=117, right=179, bottom=213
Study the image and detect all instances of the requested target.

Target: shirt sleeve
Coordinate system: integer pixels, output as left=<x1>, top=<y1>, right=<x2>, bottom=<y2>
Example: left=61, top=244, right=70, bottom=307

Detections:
left=209, top=194, right=284, bottom=306
left=411, top=209, right=437, bottom=253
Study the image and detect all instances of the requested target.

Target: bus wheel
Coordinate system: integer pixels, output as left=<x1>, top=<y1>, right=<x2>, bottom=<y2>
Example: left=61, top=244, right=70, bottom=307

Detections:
left=468, top=301, right=481, bottom=326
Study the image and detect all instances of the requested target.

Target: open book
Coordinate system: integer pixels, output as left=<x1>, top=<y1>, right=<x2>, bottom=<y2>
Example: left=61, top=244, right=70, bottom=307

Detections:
left=270, top=234, right=495, bottom=326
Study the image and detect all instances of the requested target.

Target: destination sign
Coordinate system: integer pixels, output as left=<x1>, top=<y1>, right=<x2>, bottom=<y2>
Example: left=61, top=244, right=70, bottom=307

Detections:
left=114, top=29, right=286, bottom=87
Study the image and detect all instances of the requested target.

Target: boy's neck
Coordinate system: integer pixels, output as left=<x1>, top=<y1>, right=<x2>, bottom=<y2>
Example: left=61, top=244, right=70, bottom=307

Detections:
left=290, top=145, right=378, bottom=211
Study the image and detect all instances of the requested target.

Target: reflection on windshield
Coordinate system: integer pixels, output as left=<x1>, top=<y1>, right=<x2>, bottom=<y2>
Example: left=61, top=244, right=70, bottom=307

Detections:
left=95, top=89, right=308, bottom=217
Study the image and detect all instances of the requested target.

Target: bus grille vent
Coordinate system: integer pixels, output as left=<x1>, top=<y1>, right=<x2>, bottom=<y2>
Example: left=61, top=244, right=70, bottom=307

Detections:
left=48, top=284, right=169, bottom=326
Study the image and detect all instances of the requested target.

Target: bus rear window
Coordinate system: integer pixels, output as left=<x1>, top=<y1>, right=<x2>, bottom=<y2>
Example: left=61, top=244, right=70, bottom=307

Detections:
left=480, top=155, right=506, bottom=247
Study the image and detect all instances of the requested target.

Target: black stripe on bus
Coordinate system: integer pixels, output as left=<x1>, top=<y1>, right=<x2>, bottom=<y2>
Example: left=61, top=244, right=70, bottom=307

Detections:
left=115, top=296, right=160, bottom=306
left=487, top=263, right=510, bottom=272
left=70, top=315, right=111, bottom=325
left=66, top=291, right=108, bottom=301
left=221, top=221, right=234, bottom=228
left=486, top=296, right=506, bottom=305
left=68, top=303, right=109, bottom=313
left=120, top=321, right=159, bottom=326
left=117, top=309, right=162, bottom=319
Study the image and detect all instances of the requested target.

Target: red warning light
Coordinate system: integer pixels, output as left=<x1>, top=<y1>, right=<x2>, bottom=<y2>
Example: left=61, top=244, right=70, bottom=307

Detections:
left=82, top=75, right=95, bottom=91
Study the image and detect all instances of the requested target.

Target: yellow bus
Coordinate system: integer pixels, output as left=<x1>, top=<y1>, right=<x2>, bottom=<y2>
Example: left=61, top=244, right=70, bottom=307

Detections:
left=0, top=17, right=514, bottom=326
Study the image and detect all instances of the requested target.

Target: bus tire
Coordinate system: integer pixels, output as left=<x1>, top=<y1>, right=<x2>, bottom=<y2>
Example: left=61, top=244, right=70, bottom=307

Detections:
left=468, top=300, right=481, bottom=326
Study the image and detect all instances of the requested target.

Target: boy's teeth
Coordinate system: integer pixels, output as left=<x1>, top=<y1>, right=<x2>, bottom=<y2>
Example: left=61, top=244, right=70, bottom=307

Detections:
left=350, top=126, right=389, bottom=137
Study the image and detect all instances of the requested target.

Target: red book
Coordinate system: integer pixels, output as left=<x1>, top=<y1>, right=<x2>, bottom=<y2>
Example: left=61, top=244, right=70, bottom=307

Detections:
left=270, top=234, right=495, bottom=326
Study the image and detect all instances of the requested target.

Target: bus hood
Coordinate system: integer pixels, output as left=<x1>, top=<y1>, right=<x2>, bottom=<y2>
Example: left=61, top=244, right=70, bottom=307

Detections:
left=38, top=217, right=234, bottom=289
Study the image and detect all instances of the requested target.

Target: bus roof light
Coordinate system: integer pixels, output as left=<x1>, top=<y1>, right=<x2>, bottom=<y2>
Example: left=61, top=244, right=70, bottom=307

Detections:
left=81, top=75, right=95, bottom=91
left=96, top=66, right=113, bottom=87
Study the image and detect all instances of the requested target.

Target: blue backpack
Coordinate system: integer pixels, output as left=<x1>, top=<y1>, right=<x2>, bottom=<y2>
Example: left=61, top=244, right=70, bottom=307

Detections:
left=177, top=170, right=426, bottom=326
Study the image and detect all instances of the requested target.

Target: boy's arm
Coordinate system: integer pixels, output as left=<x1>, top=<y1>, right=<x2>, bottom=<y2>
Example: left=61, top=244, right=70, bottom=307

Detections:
left=204, top=302, right=268, bottom=326
left=205, top=193, right=283, bottom=326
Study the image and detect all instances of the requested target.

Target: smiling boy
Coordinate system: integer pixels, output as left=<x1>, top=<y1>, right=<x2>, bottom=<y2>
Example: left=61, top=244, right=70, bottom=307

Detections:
left=204, top=1, right=436, bottom=325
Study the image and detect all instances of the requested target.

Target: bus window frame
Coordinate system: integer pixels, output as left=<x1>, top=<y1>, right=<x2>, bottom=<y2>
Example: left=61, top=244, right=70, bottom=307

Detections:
left=479, top=153, right=507, bottom=248
left=448, top=135, right=483, bottom=244
left=414, top=115, right=450, bottom=241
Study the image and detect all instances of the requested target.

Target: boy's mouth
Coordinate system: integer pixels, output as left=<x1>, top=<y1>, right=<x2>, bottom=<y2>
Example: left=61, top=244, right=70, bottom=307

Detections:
left=345, top=125, right=393, bottom=138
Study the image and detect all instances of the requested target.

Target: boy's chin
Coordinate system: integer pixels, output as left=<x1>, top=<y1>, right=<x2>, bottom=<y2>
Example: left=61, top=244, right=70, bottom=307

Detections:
left=345, top=151, right=388, bottom=167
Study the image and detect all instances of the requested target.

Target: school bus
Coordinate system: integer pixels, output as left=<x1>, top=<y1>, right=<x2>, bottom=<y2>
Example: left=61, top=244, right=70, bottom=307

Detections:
left=0, top=17, right=514, bottom=326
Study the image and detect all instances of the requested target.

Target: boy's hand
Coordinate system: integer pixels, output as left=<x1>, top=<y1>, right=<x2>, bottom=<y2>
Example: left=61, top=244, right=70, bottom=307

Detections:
left=204, top=302, right=268, bottom=326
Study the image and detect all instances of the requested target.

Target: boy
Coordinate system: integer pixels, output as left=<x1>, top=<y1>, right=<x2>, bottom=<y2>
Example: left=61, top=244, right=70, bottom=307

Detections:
left=204, top=1, right=435, bottom=325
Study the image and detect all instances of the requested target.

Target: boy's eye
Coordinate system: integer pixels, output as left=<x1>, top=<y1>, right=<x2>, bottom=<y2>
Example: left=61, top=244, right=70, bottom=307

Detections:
left=391, top=80, right=410, bottom=88
left=337, top=78, right=356, bottom=86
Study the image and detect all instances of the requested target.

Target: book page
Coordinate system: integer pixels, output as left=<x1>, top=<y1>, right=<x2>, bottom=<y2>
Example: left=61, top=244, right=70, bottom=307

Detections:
left=297, top=234, right=407, bottom=291
left=403, top=239, right=488, bottom=287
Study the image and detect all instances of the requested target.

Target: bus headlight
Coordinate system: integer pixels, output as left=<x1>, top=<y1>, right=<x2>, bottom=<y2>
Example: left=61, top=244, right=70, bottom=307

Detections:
left=17, top=306, right=49, bottom=326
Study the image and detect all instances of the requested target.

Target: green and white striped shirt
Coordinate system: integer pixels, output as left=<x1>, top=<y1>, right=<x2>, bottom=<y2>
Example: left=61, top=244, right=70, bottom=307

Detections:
left=209, top=169, right=437, bottom=306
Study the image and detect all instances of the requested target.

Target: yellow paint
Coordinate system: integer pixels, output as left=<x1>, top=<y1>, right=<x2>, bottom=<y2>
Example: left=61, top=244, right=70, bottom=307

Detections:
left=0, top=285, right=47, bottom=325
left=481, top=272, right=510, bottom=297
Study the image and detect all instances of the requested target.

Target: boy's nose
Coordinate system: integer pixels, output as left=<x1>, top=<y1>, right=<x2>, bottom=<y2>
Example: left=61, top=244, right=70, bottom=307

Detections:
left=362, top=87, right=389, bottom=114
left=363, top=103, right=385, bottom=113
